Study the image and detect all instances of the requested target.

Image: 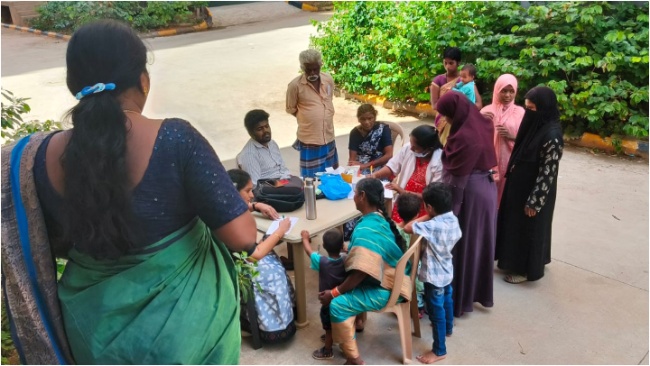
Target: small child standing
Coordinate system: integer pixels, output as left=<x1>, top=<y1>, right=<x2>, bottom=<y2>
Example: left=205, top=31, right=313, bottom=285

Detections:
left=394, top=193, right=426, bottom=317
left=452, top=64, right=477, bottom=103
left=301, top=229, right=346, bottom=360
left=404, top=182, right=462, bottom=364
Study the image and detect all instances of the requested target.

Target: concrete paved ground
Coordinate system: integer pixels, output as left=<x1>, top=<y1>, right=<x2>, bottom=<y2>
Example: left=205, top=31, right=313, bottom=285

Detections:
left=2, top=2, right=648, bottom=364
left=210, top=2, right=302, bottom=28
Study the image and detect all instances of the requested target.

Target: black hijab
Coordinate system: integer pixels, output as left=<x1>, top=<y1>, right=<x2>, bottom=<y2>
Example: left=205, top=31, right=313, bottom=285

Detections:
left=506, top=86, right=562, bottom=174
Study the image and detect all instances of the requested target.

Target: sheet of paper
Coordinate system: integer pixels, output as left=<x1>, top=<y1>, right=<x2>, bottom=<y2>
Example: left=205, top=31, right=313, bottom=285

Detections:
left=265, top=216, right=299, bottom=235
left=325, top=166, right=345, bottom=174
left=382, top=181, right=394, bottom=199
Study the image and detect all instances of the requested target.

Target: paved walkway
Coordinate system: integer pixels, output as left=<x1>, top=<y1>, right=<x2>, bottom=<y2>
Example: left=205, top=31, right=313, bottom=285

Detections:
left=210, top=2, right=302, bottom=28
left=1, top=3, right=648, bottom=364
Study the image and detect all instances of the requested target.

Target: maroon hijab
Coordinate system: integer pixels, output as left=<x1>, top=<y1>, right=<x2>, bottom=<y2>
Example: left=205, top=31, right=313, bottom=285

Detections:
left=438, top=91, right=497, bottom=176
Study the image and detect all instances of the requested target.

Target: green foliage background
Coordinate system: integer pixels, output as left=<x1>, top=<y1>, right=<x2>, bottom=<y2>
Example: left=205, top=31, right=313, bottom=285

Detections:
left=29, top=1, right=208, bottom=33
left=1, top=90, right=63, bottom=143
left=311, top=1, right=649, bottom=138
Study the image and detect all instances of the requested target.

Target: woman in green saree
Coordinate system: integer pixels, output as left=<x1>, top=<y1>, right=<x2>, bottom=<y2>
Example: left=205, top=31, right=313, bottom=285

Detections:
left=2, top=20, right=257, bottom=364
left=318, top=178, right=409, bottom=365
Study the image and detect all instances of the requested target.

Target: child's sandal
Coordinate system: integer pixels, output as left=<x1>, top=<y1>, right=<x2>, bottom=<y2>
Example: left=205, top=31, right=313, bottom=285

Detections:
left=312, top=346, right=334, bottom=360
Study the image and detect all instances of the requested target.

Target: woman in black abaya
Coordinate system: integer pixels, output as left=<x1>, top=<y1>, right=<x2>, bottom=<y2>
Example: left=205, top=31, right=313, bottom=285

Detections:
left=495, top=86, right=564, bottom=283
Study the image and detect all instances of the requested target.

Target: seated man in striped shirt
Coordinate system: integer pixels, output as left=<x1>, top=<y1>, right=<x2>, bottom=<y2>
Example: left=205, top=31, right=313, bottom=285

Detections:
left=238, top=109, right=295, bottom=269
left=237, top=109, right=292, bottom=186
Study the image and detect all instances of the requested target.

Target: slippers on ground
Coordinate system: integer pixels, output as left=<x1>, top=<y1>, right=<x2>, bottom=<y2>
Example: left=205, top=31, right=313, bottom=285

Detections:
left=312, top=346, right=334, bottom=360
left=504, top=274, right=528, bottom=284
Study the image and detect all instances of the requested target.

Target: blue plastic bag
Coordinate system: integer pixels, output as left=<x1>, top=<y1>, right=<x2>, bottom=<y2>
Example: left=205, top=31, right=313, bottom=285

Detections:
left=319, top=174, right=352, bottom=200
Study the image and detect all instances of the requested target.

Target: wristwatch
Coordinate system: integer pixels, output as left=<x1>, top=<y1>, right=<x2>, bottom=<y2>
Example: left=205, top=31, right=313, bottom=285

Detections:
left=251, top=202, right=257, bottom=212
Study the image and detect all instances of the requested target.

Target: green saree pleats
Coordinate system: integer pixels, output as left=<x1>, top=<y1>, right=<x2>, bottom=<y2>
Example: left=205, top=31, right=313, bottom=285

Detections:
left=58, top=218, right=241, bottom=364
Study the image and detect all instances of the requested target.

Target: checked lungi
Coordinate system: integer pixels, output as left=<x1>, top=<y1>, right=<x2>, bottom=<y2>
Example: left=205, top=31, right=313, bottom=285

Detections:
left=292, top=140, right=339, bottom=178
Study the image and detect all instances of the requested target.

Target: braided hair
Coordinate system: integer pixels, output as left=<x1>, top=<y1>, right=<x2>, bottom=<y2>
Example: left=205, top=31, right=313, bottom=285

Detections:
left=356, top=178, right=406, bottom=253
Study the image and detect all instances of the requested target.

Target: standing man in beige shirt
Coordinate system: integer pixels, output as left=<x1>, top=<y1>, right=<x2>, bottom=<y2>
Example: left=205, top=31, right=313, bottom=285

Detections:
left=286, top=49, right=339, bottom=178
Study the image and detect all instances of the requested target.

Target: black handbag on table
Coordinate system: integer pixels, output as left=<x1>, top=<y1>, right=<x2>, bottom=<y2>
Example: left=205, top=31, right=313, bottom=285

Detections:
left=253, top=175, right=305, bottom=212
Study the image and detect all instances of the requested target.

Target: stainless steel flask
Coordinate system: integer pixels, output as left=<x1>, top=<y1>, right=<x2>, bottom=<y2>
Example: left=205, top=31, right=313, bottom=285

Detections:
left=304, top=178, right=317, bottom=220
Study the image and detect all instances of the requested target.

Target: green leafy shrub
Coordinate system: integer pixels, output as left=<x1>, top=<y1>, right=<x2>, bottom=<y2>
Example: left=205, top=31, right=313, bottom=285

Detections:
left=232, top=251, right=262, bottom=302
left=29, top=1, right=208, bottom=33
left=2, top=89, right=62, bottom=144
left=2, top=302, right=17, bottom=364
left=311, top=1, right=649, bottom=138
left=1, top=89, right=31, bottom=138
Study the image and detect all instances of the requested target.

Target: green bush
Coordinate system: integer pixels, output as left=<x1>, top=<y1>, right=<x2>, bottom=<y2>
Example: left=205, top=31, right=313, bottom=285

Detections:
left=2, top=89, right=62, bottom=143
left=2, top=301, right=16, bottom=364
left=29, top=1, right=208, bottom=33
left=232, top=251, right=262, bottom=302
left=1, top=90, right=31, bottom=138
left=311, top=2, right=649, bottom=138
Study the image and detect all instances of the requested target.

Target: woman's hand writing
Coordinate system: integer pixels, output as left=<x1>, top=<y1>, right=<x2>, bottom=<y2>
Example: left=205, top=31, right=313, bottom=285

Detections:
left=318, top=290, right=333, bottom=306
left=257, top=202, right=280, bottom=220
left=277, top=217, right=291, bottom=235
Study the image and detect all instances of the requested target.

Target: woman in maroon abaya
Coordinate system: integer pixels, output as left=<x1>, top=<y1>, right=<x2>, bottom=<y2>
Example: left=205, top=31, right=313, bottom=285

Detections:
left=437, top=91, right=498, bottom=317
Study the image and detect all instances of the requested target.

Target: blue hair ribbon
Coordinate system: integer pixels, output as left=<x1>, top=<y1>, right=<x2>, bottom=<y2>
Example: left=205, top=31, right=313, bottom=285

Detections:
left=75, top=83, right=116, bottom=100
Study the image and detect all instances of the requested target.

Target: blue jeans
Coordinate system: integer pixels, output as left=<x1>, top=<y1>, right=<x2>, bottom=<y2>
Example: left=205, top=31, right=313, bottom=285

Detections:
left=424, top=283, right=453, bottom=356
